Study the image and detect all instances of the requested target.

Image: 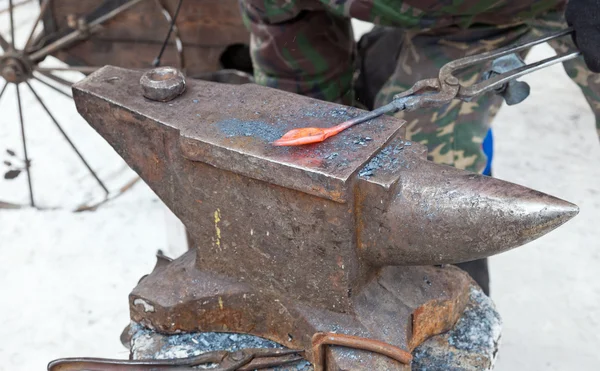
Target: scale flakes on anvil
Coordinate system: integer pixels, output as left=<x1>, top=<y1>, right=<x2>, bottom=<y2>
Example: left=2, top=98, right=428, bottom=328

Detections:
left=63, top=65, right=578, bottom=371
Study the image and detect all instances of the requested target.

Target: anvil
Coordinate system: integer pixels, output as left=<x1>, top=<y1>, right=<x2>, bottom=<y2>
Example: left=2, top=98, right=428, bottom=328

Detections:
left=72, top=66, right=577, bottom=370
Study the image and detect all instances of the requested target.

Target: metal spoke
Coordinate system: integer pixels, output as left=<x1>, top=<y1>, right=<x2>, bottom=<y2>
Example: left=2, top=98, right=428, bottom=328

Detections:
left=9, top=0, right=16, bottom=49
left=0, top=33, right=9, bottom=51
left=35, top=71, right=74, bottom=88
left=24, top=0, right=51, bottom=50
left=153, top=0, right=184, bottom=69
left=25, top=82, right=109, bottom=195
left=16, top=84, right=35, bottom=207
left=0, top=0, right=33, bottom=14
left=32, top=75, right=72, bottom=99
left=35, top=66, right=100, bottom=74
left=29, top=0, right=147, bottom=62
left=0, top=81, right=8, bottom=102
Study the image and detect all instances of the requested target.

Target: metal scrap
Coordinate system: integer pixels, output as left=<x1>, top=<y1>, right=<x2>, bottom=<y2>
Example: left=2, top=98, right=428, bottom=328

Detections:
left=47, top=347, right=305, bottom=371
left=311, top=332, right=413, bottom=371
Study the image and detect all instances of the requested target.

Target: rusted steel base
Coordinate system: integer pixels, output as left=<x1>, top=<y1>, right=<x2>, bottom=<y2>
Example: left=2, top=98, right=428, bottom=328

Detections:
left=130, top=249, right=473, bottom=370
left=129, top=285, right=500, bottom=370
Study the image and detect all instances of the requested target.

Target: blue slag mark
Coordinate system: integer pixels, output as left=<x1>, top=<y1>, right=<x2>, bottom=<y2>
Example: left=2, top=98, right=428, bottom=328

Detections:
left=216, top=118, right=285, bottom=143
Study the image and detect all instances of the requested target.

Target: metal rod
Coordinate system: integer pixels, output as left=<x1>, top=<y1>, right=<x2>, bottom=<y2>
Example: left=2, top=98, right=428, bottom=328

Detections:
left=35, top=66, right=100, bottom=74
left=32, top=75, right=72, bottom=99
left=28, top=0, right=147, bottom=62
left=24, top=31, right=57, bottom=53
left=462, top=50, right=582, bottom=99
left=154, top=0, right=185, bottom=69
left=442, top=27, right=575, bottom=76
left=152, top=0, right=183, bottom=67
left=312, top=332, right=412, bottom=371
left=16, top=84, right=35, bottom=207
left=25, top=82, right=109, bottom=195
left=335, top=100, right=402, bottom=130
left=9, top=0, right=16, bottom=49
left=0, top=81, right=8, bottom=101
left=0, top=33, right=9, bottom=51
left=48, top=350, right=227, bottom=371
left=24, top=0, right=51, bottom=50
left=35, top=70, right=73, bottom=88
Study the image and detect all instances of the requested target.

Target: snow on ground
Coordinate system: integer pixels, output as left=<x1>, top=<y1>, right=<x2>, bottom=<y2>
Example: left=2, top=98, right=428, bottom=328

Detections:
left=488, top=44, right=600, bottom=371
left=0, top=5, right=598, bottom=371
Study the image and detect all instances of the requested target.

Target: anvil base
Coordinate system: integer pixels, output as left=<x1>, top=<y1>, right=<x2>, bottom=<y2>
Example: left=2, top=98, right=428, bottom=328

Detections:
left=129, top=250, right=488, bottom=370
left=128, top=285, right=500, bottom=370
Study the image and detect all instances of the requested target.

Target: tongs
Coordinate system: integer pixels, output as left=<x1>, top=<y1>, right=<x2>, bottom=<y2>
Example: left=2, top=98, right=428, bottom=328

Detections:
left=272, top=27, right=581, bottom=146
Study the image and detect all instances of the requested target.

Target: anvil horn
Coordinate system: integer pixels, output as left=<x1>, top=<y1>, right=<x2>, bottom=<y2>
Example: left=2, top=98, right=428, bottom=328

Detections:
left=356, top=138, right=578, bottom=266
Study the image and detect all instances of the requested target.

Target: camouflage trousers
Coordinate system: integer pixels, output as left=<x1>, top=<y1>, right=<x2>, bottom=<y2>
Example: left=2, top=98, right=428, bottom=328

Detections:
left=239, top=0, right=600, bottom=174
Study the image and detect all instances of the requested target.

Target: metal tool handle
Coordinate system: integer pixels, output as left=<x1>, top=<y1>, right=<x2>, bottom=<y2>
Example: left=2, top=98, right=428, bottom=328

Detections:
left=440, top=27, right=581, bottom=101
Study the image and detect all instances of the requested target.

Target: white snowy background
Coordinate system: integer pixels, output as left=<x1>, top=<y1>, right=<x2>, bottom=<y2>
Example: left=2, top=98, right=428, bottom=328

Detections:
left=0, top=2, right=599, bottom=370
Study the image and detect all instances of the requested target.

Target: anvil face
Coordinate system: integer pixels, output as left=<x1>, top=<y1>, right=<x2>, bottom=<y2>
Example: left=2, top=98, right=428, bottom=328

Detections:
left=72, top=66, right=577, bottom=368
left=78, top=65, right=404, bottom=203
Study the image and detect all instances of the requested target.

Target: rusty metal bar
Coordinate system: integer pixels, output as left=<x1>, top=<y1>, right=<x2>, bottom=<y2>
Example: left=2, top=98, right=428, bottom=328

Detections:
left=47, top=351, right=227, bottom=371
left=48, top=347, right=304, bottom=371
left=236, top=355, right=306, bottom=370
left=311, top=332, right=413, bottom=371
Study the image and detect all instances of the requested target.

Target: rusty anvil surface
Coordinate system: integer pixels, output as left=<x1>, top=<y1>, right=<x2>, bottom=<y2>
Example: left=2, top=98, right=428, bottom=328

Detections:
left=72, top=66, right=578, bottom=370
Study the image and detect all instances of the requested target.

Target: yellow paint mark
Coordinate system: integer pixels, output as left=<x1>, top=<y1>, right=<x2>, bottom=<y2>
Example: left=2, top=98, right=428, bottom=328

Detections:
left=214, top=209, right=221, bottom=249
left=218, top=296, right=224, bottom=310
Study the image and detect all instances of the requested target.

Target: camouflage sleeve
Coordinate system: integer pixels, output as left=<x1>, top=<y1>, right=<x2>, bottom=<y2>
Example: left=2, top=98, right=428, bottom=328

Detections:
left=238, top=0, right=356, bottom=105
left=238, top=0, right=570, bottom=107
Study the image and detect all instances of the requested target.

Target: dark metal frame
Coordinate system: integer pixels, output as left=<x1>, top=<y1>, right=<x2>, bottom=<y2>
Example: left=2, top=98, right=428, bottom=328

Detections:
left=0, top=0, right=185, bottom=208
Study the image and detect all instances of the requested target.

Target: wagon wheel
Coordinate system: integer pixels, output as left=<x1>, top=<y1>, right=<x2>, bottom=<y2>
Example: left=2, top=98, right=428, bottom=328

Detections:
left=0, top=0, right=186, bottom=211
